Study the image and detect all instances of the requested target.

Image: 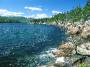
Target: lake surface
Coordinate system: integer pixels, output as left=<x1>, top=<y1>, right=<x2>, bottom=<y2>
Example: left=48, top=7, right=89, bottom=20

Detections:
left=0, top=23, right=66, bottom=67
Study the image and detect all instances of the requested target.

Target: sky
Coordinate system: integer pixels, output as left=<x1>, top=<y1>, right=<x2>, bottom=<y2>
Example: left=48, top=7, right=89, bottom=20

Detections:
left=0, top=0, right=87, bottom=18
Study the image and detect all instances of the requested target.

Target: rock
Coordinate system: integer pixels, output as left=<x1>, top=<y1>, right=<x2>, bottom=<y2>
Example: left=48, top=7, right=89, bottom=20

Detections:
left=78, top=24, right=84, bottom=30
left=79, top=43, right=90, bottom=50
left=54, top=57, right=72, bottom=67
left=53, top=63, right=64, bottom=67
left=52, top=49, right=65, bottom=57
left=38, top=63, right=57, bottom=67
left=54, top=57, right=65, bottom=67
left=48, top=65, right=56, bottom=67
left=66, top=22, right=72, bottom=28
left=70, top=55, right=86, bottom=66
left=80, top=44, right=86, bottom=49
left=59, top=42, right=75, bottom=49
left=64, top=57, right=72, bottom=67
left=38, top=65, right=47, bottom=67
left=47, top=64, right=57, bottom=67
left=72, top=50, right=76, bottom=55
left=55, top=57, right=65, bottom=63
left=81, top=26, right=90, bottom=38
left=85, top=20, right=90, bottom=25
left=77, top=43, right=90, bottom=55
left=52, top=42, right=76, bottom=57
left=68, top=25, right=80, bottom=35
left=59, top=42, right=76, bottom=56
left=85, top=43, right=90, bottom=50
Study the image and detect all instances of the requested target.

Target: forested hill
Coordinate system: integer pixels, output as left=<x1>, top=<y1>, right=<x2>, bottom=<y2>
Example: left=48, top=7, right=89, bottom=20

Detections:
left=0, top=1, right=90, bottom=24
left=0, top=16, right=32, bottom=23
left=31, top=1, right=90, bottom=24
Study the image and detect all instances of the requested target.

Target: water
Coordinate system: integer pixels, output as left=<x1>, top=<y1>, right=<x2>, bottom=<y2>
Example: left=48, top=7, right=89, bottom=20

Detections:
left=0, top=23, right=66, bottom=67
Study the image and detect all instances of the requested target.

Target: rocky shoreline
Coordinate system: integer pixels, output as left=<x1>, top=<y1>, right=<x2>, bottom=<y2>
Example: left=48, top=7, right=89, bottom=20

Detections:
left=39, top=21, right=90, bottom=67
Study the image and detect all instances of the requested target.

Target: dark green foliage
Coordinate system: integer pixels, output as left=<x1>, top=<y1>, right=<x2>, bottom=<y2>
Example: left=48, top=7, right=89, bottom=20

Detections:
left=67, top=7, right=82, bottom=22
left=0, top=16, right=19, bottom=23
left=82, top=1, right=90, bottom=21
left=0, top=16, right=32, bottom=23
left=0, top=1, right=89, bottom=24
left=31, top=1, right=90, bottom=24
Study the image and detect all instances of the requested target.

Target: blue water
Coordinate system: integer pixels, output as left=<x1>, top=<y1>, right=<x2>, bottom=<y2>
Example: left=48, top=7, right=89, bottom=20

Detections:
left=0, top=23, right=66, bottom=67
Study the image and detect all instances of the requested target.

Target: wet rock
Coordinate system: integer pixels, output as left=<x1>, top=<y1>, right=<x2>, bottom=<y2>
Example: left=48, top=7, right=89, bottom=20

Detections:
left=38, top=63, right=62, bottom=67
left=52, top=49, right=65, bottom=57
left=55, top=57, right=65, bottom=63
left=52, top=42, right=76, bottom=57
left=59, top=42, right=75, bottom=49
left=53, top=63, right=65, bottom=67
left=54, top=57, right=72, bottom=67
left=38, top=65, right=47, bottom=67
left=59, top=42, right=76, bottom=56
left=48, top=64, right=56, bottom=67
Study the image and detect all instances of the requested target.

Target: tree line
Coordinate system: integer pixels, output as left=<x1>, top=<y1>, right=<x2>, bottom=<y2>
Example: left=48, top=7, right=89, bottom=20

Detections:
left=0, top=1, right=90, bottom=24
left=0, top=16, right=32, bottom=23
left=31, top=1, right=90, bottom=24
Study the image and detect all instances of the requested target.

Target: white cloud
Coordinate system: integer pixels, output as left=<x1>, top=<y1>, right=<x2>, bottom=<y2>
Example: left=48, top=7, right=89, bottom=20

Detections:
left=0, top=9, right=24, bottom=16
left=52, top=10, right=62, bottom=14
left=28, top=14, right=49, bottom=19
left=24, top=6, right=43, bottom=11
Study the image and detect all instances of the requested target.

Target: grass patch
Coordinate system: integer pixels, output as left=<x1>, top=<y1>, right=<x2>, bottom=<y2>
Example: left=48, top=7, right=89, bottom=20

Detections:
left=78, top=63, right=90, bottom=67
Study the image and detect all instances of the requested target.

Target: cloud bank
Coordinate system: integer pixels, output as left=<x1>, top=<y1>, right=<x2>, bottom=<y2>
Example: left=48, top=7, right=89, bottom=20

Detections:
left=0, top=9, right=24, bottom=16
left=24, top=6, right=43, bottom=11
left=52, top=10, right=62, bottom=14
left=28, top=14, right=49, bottom=19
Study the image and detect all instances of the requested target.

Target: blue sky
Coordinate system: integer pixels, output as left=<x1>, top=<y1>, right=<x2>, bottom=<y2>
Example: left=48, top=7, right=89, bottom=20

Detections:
left=0, top=0, right=87, bottom=18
